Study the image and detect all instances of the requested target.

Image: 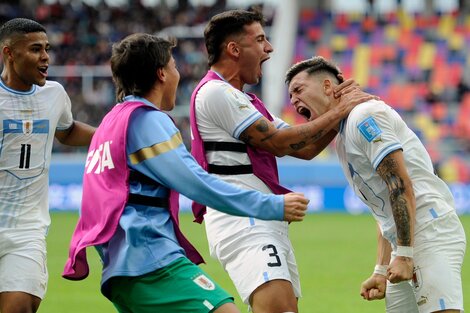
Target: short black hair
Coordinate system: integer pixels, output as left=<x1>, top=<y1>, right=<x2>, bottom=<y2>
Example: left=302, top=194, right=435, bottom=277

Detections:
left=285, top=56, right=344, bottom=85
left=204, top=9, right=265, bottom=67
left=110, top=33, right=176, bottom=102
left=0, top=18, right=46, bottom=45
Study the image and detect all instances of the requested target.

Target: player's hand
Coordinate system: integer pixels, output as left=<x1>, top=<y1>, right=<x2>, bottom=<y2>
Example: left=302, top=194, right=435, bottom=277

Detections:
left=282, top=192, right=309, bottom=222
left=333, top=78, right=359, bottom=97
left=387, top=256, right=414, bottom=284
left=360, top=274, right=386, bottom=301
left=336, top=87, right=378, bottom=115
left=332, top=78, right=380, bottom=117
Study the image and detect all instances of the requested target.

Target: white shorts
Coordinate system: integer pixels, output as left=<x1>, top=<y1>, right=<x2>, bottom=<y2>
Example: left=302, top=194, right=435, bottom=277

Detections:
left=212, top=226, right=301, bottom=304
left=386, top=212, right=466, bottom=313
left=0, top=235, right=48, bottom=299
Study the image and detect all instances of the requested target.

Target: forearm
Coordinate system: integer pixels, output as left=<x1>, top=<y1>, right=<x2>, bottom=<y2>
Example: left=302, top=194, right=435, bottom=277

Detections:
left=390, top=186, right=415, bottom=247
left=375, top=225, right=392, bottom=265
left=376, top=151, right=416, bottom=247
left=289, top=129, right=337, bottom=159
left=245, top=107, right=344, bottom=158
left=138, top=146, right=285, bottom=221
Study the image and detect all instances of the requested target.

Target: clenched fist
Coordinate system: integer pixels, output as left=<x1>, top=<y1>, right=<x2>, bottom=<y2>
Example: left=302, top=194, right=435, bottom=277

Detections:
left=282, top=192, right=309, bottom=222
left=387, top=256, right=413, bottom=284
left=360, top=274, right=386, bottom=301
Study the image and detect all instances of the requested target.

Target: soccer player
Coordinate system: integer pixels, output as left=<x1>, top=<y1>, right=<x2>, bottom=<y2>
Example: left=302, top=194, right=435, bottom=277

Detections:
left=0, top=18, right=96, bottom=313
left=190, top=9, right=377, bottom=313
left=285, top=56, right=467, bottom=313
left=62, top=33, right=309, bottom=313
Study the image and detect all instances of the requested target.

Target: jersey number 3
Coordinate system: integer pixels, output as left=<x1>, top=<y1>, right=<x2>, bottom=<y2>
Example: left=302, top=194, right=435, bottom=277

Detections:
left=262, top=244, right=281, bottom=267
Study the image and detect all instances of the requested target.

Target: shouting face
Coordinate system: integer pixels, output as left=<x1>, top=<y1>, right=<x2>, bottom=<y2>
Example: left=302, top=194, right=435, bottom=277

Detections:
left=288, top=71, right=332, bottom=122
left=236, top=22, right=273, bottom=86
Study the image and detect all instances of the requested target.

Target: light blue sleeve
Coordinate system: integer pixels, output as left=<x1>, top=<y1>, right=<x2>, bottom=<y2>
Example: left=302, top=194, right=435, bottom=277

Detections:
left=126, top=108, right=284, bottom=221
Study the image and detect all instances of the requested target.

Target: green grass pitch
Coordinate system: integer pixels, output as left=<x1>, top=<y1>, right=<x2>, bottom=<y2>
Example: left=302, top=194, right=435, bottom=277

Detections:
left=40, top=212, right=470, bottom=313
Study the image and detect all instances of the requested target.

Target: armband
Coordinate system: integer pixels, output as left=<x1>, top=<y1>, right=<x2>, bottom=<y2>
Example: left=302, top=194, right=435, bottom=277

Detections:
left=396, top=245, right=413, bottom=258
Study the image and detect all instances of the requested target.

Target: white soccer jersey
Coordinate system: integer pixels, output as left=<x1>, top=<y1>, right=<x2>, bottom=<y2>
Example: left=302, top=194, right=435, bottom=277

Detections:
left=194, top=79, right=290, bottom=251
left=0, top=80, right=73, bottom=239
left=335, top=100, right=455, bottom=247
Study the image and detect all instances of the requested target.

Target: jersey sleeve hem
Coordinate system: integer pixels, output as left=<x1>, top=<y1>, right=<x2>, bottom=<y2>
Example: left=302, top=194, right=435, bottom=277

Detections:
left=372, top=143, right=402, bottom=170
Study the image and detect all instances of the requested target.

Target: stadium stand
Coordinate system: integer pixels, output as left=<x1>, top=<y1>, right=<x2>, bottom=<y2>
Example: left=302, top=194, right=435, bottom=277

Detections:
left=1, top=0, right=470, bottom=182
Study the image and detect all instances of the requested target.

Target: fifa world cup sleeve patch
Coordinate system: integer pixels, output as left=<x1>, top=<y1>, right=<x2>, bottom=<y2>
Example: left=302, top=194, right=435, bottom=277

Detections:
left=357, top=116, right=382, bottom=142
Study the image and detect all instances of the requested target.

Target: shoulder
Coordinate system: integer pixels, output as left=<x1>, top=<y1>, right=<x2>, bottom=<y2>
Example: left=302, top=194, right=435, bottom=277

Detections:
left=130, top=107, right=175, bottom=130
left=37, top=80, right=67, bottom=95
left=43, top=80, right=65, bottom=90
left=348, top=100, right=394, bottom=124
left=199, top=79, right=230, bottom=93
left=127, top=107, right=181, bottom=147
left=198, top=80, right=250, bottom=105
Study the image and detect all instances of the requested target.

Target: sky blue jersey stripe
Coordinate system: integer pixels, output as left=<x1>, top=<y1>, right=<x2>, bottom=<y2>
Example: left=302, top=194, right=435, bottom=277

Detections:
left=3, top=119, right=49, bottom=134
left=233, top=111, right=263, bottom=139
left=372, top=143, right=402, bottom=169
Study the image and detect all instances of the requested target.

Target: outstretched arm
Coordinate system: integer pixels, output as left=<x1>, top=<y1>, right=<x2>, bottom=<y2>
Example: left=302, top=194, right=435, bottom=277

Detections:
left=128, top=110, right=308, bottom=222
left=376, top=149, right=415, bottom=283
left=240, top=80, right=376, bottom=159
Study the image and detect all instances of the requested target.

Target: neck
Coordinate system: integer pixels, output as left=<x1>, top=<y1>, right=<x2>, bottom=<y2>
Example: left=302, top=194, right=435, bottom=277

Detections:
left=1, top=70, right=32, bottom=92
left=211, top=62, right=244, bottom=91
left=142, top=88, right=163, bottom=110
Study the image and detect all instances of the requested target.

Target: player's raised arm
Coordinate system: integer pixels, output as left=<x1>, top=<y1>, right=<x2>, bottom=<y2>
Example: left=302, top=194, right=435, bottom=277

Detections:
left=128, top=113, right=307, bottom=223
left=239, top=85, right=376, bottom=159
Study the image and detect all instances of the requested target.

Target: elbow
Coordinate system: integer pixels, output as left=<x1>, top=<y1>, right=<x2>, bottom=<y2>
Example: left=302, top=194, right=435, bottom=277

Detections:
left=54, top=134, right=69, bottom=145
left=290, top=147, right=320, bottom=160
left=258, top=142, right=288, bottom=157
left=273, top=150, right=287, bottom=158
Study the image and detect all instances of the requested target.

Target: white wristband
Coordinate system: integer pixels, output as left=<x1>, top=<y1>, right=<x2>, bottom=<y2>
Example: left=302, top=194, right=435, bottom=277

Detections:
left=396, top=245, right=413, bottom=258
left=373, top=265, right=388, bottom=276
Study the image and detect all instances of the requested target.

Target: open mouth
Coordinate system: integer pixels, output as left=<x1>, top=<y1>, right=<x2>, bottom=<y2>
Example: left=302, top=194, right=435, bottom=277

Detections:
left=38, top=66, right=48, bottom=76
left=260, top=57, right=269, bottom=65
left=260, top=57, right=269, bottom=68
left=297, top=106, right=312, bottom=121
left=258, top=57, right=270, bottom=78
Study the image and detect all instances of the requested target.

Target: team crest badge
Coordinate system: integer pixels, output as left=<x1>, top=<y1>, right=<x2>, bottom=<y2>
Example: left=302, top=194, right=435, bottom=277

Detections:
left=22, top=120, right=33, bottom=135
left=193, top=274, right=215, bottom=290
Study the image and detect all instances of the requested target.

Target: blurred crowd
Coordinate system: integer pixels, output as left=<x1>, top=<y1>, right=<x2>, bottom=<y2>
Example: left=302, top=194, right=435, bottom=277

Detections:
left=1, top=0, right=470, bottom=182
left=0, top=0, right=235, bottom=150
left=285, top=4, right=470, bottom=182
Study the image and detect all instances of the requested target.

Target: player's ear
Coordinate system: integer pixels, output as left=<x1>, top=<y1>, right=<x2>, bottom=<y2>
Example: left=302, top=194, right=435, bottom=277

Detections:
left=2, top=46, right=13, bottom=60
left=226, top=41, right=239, bottom=57
left=323, top=79, right=334, bottom=96
left=156, top=67, right=165, bottom=83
